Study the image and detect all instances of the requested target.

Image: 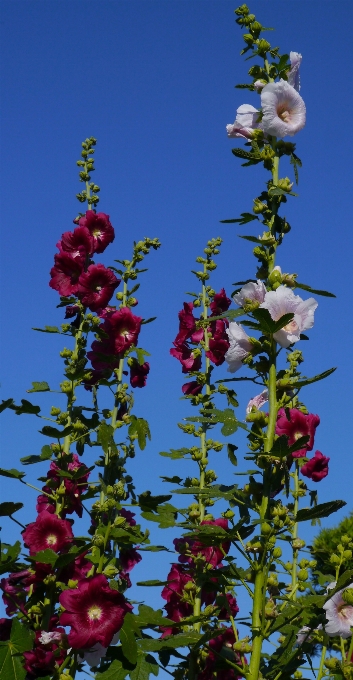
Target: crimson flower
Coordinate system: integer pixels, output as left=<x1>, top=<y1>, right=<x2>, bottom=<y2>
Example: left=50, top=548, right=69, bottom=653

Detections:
left=175, top=519, right=230, bottom=568
left=0, top=618, right=12, bottom=641
left=78, top=211, right=115, bottom=254
left=182, top=381, right=203, bottom=396
left=120, top=509, right=137, bottom=526
left=130, top=360, right=150, bottom=388
left=199, top=627, right=243, bottom=680
left=1, top=570, right=31, bottom=615
left=206, top=320, right=229, bottom=366
left=23, top=629, right=66, bottom=677
left=44, top=455, right=90, bottom=518
left=161, top=564, right=194, bottom=627
left=101, top=307, right=142, bottom=354
left=49, top=251, right=84, bottom=296
left=59, top=574, right=132, bottom=648
left=36, top=495, right=55, bottom=514
left=22, top=510, right=73, bottom=555
left=174, top=302, right=203, bottom=345
left=218, top=593, right=239, bottom=620
left=301, top=450, right=329, bottom=482
left=170, top=342, right=201, bottom=373
left=119, top=548, right=142, bottom=573
left=65, top=304, right=80, bottom=319
left=276, top=408, right=320, bottom=458
left=210, top=289, right=231, bottom=316
left=78, top=264, right=120, bottom=312
left=57, top=226, right=94, bottom=257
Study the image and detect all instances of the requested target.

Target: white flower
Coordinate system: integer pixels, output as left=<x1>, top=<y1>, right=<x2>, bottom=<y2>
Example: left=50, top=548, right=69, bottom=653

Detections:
left=295, top=624, right=322, bottom=646
left=246, top=389, right=268, bottom=415
left=226, top=104, right=261, bottom=139
left=288, top=51, right=302, bottom=92
left=261, top=80, right=306, bottom=138
left=38, top=631, right=62, bottom=645
left=260, top=285, right=318, bottom=348
left=323, top=586, right=353, bottom=638
left=79, top=632, right=120, bottom=668
left=233, top=279, right=267, bottom=307
left=225, top=322, right=252, bottom=373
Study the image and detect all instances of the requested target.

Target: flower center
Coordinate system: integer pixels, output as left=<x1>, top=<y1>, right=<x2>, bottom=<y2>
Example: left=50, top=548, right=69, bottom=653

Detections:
left=294, top=431, right=303, bottom=441
left=92, top=228, right=102, bottom=237
left=46, top=534, right=58, bottom=546
left=87, top=605, right=103, bottom=621
left=277, top=103, right=291, bottom=122
left=282, top=320, right=299, bottom=334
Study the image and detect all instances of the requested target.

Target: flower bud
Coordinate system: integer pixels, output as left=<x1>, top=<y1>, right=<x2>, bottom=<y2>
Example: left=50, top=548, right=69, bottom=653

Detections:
left=292, top=538, right=305, bottom=550
left=253, top=198, right=267, bottom=214
left=341, top=535, right=351, bottom=545
left=223, top=509, right=235, bottom=519
left=343, top=550, right=352, bottom=560
left=297, top=569, right=308, bottom=582
left=284, top=562, right=292, bottom=571
left=341, top=588, right=353, bottom=605
left=243, top=33, right=254, bottom=45
left=329, top=554, right=341, bottom=565
left=257, top=39, right=271, bottom=56
left=273, top=547, right=282, bottom=558
left=324, top=658, right=339, bottom=670
left=92, top=534, right=105, bottom=547
left=268, top=268, right=282, bottom=287
left=264, top=600, right=277, bottom=619
left=261, top=522, right=272, bottom=536
left=250, top=21, right=262, bottom=37
left=277, top=177, right=293, bottom=192
left=293, top=672, right=302, bottom=679
left=233, top=640, right=253, bottom=653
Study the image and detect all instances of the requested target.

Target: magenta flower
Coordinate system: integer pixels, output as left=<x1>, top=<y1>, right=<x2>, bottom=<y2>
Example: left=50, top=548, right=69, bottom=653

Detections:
left=174, top=302, right=203, bottom=345
left=129, top=360, right=150, bottom=388
left=175, top=519, right=230, bottom=568
left=102, top=307, right=142, bottom=354
left=1, top=570, right=31, bottom=615
left=226, top=104, right=261, bottom=139
left=44, top=455, right=90, bottom=518
left=119, top=548, right=142, bottom=573
left=161, top=564, right=194, bottom=624
left=170, top=342, right=202, bottom=373
left=59, top=574, right=132, bottom=649
left=233, top=280, right=266, bottom=307
left=261, top=80, right=306, bottom=137
left=218, top=593, right=240, bottom=620
left=23, top=630, right=66, bottom=677
left=276, top=408, right=320, bottom=458
left=260, top=285, right=318, bottom=348
left=301, top=450, right=329, bottom=482
left=22, top=510, right=74, bottom=555
left=64, top=304, right=80, bottom=319
left=57, top=226, right=94, bottom=257
left=182, top=381, right=203, bottom=396
left=49, top=251, right=84, bottom=296
left=210, top=289, right=231, bottom=316
left=225, top=322, right=252, bottom=373
left=78, top=211, right=115, bottom=254
left=78, top=263, right=120, bottom=312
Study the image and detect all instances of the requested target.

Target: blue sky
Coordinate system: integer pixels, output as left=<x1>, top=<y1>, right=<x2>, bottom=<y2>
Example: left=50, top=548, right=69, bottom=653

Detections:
left=1, top=0, right=352, bottom=634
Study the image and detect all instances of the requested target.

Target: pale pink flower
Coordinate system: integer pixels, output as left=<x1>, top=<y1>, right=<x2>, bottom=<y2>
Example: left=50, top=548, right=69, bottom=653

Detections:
left=80, top=632, right=120, bottom=667
left=295, top=624, right=322, bottom=646
left=233, top=280, right=267, bottom=307
left=288, top=52, right=302, bottom=92
left=260, top=285, right=317, bottom=348
left=323, top=586, right=353, bottom=638
left=246, top=389, right=268, bottom=414
left=226, top=104, right=261, bottom=139
left=254, top=80, right=267, bottom=92
left=225, top=323, right=252, bottom=373
left=38, top=631, right=62, bottom=645
left=261, top=80, right=306, bottom=137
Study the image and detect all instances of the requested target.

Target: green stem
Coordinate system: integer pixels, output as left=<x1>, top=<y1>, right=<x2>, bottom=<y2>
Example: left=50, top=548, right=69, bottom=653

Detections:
left=317, top=645, right=327, bottom=680
left=291, top=462, right=299, bottom=600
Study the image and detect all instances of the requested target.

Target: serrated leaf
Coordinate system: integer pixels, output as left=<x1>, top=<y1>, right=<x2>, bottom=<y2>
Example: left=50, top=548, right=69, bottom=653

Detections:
left=27, top=382, right=50, bottom=393
left=12, top=399, right=41, bottom=416
left=0, top=502, right=23, bottom=517
left=252, top=308, right=294, bottom=334
left=97, top=421, right=118, bottom=455
left=0, top=468, right=25, bottom=480
left=128, top=416, right=151, bottom=451
left=29, top=548, right=58, bottom=565
left=0, top=619, right=34, bottom=680
left=120, top=614, right=138, bottom=665
left=159, top=448, right=189, bottom=459
left=231, top=148, right=261, bottom=161
left=137, top=605, right=174, bottom=627
left=160, top=476, right=183, bottom=484
left=95, top=660, right=128, bottom=680
left=39, top=425, right=73, bottom=439
left=139, top=632, right=200, bottom=652
left=130, top=652, right=159, bottom=680
left=296, top=500, right=346, bottom=522
left=295, top=282, right=336, bottom=298
left=20, top=445, right=53, bottom=466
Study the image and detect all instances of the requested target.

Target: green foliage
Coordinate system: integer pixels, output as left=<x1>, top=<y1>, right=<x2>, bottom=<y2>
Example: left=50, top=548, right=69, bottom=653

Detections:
left=0, top=542, right=21, bottom=576
left=20, top=445, right=53, bottom=465
left=0, top=619, right=34, bottom=680
left=128, top=416, right=151, bottom=450
left=27, top=381, right=50, bottom=392
left=0, top=502, right=23, bottom=517
left=311, top=512, right=353, bottom=574
left=296, top=500, right=346, bottom=523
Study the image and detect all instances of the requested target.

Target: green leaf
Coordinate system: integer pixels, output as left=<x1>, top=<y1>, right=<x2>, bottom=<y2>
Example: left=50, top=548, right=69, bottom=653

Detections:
left=0, top=468, right=25, bottom=480
left=12, top=399, right=41, bottom=416
left=252, top=308, right=294, bottom=334
left=293, top=367, right=337, bottom=388
left=136, top=605, right=174, bottom=627
left=95, top=660, right=129, bottom=680
left=220, top=212, right=259, bottom=225
left=227, top=444, right=238, bottom=466
left=135, top=347, right=151, bottom=365
left=130, top=652, right=159, bottom=680
left=139, top=632, right=200, bottom=652
left=21, top=445, right=53, bottom=466
left=97, top=421, right=118, bottom=455
left=136, top=579, right=169, bottom=587
left=0, top=542, right=22, bottom=575
left=120, top=614, right=138, bottom=665
left=159, top=448, right=190, bottom=459
left=0, top=399, right=14, bottom=414
left=39, top=425, right=73, bottom=439
left=29, top=549, right=58, bottom=565
left=296, top=500, right=346, bottom=523
left=0, top=619, right=34, bottom=680
left=238, top=235, right=264, bottom=244
left=141, top=317, right=157, bottom=325
left=295, top=282, right=336, bottom=298
left=138, top=491, right=173, bottom=511
left=33, top=325, right=61, bottom=333
left=27, top=382, right=50, bottom=393
left=0, top=502, right=23, bottom=517
left=160, top=476, right=183, bottom=484
left=128, top=416, right=151, bottom=451
left=231, top=148, right=261, bottom=161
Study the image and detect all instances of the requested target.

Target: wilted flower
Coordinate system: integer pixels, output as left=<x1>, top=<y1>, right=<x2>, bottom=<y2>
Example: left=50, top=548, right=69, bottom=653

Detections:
left=233, top=280, right=266, bottom=307
left=225, top=323, right=252, bottom=373
left=301, top=450, right=329, bottom=482
left=260, top=285, right=317, bottom=348
left=226, top=104, right=261, bottom=139
left=246, top=389, right=268, bottom=414
left=261, top=80, right=306, bottom=137
left=323, top=586, right=353, bottom=638
left=288, top=51, right=302, bottom=91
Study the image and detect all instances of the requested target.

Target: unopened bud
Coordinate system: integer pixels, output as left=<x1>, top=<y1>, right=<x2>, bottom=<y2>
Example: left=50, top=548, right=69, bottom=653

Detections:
left=257, top=39, right=271, bottom=56
left=341, top=588, right=353, bottom=605
left=297, top=569, right=308, bottom=582
left=329, top=554, right=341, bottom=565
left=273, top=547, right=282, bottom=559
left=253, top=198, right=267, bottom=214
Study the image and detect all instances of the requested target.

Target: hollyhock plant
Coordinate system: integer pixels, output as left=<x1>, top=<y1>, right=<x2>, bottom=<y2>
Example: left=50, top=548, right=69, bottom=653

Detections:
left=58, top=226, right=94, bottom=257
left=246, top=389, right=268, bottom=414
left=210, top=288, right=231, bottom=315
left=44, top=455, right=90, bottom=517
left=78, top=263, right=120, bottom=312
left=161, top=563, right=194, bottom=627
left=175, top=518, right=230, bottom=568
left=288, top=51, right=302, bottom=91
left=22, top=510, right=74, bottom=555
left=260, top=80, right=306, bottom=138
left=182, top=380, right=203, bottom=396
left=233, top=280, right=266, bottom=308
left=174, top=302, right=203, bottom=345
left=218, top=593, right=240, bottom=620
left=206, top=320, right=230, bottom=366
left=49, top=251, right=84, bottom=296
left=170, top=342, right=202, bottom=373
left=129, top=359, right=150, bottom=388
left=323, top=586, right=353, bottom=638
left=225, top=322, right=252, bottom=373
left=101, top=307, right=142, bottom=354
left=260, top=285, right=318, bottom=348
left=78, top=210, right=115, bottom=254
left=199, top=627, right=243, bottom=680
left=276, top=408, right=320, bottom=457
left=59, top=574, right=132, bottom=649
left=226, top=104, right=261, bottom=139
left=301, top=450, right=329, bottom=482
left=1, top=570, right=30, bottom=616
left=23, top=630, right=66, bottom=677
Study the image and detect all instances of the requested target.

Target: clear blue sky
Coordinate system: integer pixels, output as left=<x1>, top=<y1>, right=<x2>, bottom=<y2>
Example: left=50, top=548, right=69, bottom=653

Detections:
left=1, top=0, right=352, bottom=627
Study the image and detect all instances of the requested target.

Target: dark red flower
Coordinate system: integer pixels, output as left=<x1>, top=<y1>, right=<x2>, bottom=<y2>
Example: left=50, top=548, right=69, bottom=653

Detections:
left=65, top=304, right=80, bottom=319
left=44, top=455, right=90, bottom=518
left=23, top=629, right=66, bottom=677
left=218, top=593, right=239, bottom=620
left=57, top=226, right=94, bottom=257
left=161, top=564, right=194, bottom=625
left=78, top=264, right=120, bottom=312
left=60, top=554, right=92, bottom=583
left=102, top=307, right=142, bottom=354
left=170, top=342, right=202, bottom=373
left=49, top=251, right=84, bottom=296
left=59, top=574, right=132, bottom=649
left=87, top=339, right=118, bottom=372
left=0, top=570, right=31, bottom=615
left=36, top=495, right=55, bottom=514
left=0, top=618, right=12, bottom=641
left=119, top=548, right=142, bottom=573
left=276, top=408, right=320, bottom=458
left=174, top=302, right=203, bottom=345
left=120, top=509, right=136, bottom=526
left=78, top=211, right=115, bottom=254
left=206, top=337, right=230, bottom=366
left=22, top=510, right=73, bottom=555
left=210, top=289, right=231, bottom=316
left=300, top=450, right=329, bottom=482
left=199, top=627, right=243, bottom=680
left=130, top=360, right=150, bottom=388
left=175, top=518, right=230, bottom=568
left=182, top=381, right=203, bottom=396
